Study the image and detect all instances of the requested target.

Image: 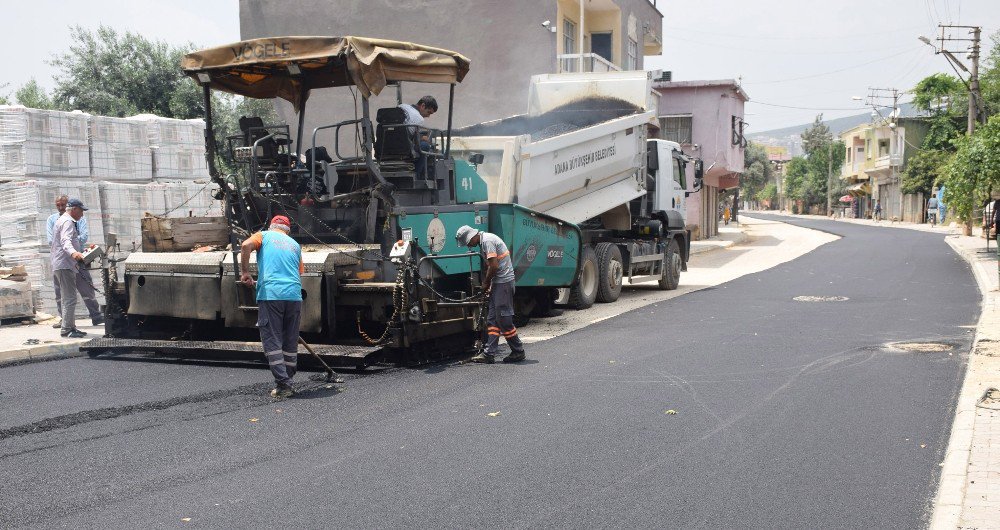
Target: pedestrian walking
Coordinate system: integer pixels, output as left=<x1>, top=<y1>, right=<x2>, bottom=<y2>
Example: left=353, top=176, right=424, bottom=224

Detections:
left=46, top=194, right=103, bottom=328
left=873, top=200, right=882, bottom=222
left=455, top=225, right=526, bottom=364
left=240, top=215, right=305, bottom=398
left=50, top=198, right=90, bottom=338
left=723, top=205, right=731, bottom=226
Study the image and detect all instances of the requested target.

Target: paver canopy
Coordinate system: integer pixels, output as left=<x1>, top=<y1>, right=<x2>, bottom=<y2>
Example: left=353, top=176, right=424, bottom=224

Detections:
left=181, top=36, right=471, bottom=110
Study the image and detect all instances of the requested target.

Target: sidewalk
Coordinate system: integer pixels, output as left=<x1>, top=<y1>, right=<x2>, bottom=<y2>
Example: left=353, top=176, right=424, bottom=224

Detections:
left=690, top=222, right=748, bottom=255
left=0, top=315, right=102, bottom=366
left=753, top=210, right=999, bottom=527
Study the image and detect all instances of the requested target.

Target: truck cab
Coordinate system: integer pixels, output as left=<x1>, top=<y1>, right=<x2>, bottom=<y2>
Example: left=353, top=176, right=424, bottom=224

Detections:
left=648, top=138, right=702, bottom=231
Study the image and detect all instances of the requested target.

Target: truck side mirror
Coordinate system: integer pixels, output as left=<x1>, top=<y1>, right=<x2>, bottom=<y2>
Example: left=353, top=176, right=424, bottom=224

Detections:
left=646, top=148, right=659, bottom=171
left=694, top=159, right=704, bottom=180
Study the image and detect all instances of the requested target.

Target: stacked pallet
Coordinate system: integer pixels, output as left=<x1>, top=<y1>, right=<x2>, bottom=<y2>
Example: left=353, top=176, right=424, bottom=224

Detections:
left=89, top=116, right=153, bottom=182
left=98, top=181, right=223, bottom=252
left=128, top=115, right=210, bottom=182
left=0, top=265, right=34, bottom=320
left=0, top=106, right=91, bottom=180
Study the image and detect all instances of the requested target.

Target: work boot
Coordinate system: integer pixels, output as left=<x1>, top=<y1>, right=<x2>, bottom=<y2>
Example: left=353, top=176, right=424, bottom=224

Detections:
left=502, top=350, right=526, bottom=363
left=470, top=352, right=495, bottom=364
left=61, top=329, right=87, bottom=338
left=270, top=385, right=295, bottom=399
left=92, top=315, right=105, bottom=326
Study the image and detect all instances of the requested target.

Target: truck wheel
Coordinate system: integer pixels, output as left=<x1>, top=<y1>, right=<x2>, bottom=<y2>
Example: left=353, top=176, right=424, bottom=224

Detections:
left=658, top=238, right=681, bottom=290
left=568, top=245, right=598, bottom=310
left=595, top=242, right=623, bottom=303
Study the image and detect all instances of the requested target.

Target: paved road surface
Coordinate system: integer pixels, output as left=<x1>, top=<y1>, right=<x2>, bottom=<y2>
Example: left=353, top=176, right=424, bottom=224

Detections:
left=0, top=215, right=980, bottom=528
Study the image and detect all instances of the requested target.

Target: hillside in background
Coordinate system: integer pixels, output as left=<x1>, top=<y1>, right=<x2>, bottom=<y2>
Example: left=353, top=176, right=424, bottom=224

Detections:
left=749, top=102, right=921, bottom=138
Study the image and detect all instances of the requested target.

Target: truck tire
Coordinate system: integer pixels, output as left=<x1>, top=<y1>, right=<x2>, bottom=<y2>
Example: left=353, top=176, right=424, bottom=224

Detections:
left=595, top=242, right=623, bottom=303
left=568, top=245, right=598, bottom=310
left=658, top=238, right=681, bottom=290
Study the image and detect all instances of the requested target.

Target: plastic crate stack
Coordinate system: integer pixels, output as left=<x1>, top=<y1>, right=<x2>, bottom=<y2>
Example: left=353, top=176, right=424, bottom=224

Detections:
left=97, top=182, right=167, bottom=252
left=0, top=180, right=106, bottom=314
left=89, top=116, right=153, bottom=182
left=0, top=105, right=91, bottom=180
left=128, top=114, right=210, bottom=182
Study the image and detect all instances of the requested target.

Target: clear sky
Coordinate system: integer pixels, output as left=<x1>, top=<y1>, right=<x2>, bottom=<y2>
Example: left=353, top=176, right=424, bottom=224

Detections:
left=1, top=0, right=997, bottom=133
left=646, top=0, right=1000, bottom=132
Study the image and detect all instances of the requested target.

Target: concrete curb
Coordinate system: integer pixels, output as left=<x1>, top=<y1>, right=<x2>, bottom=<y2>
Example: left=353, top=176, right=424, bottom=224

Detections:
left=689, top=228, right=749, bottom=255
left=0, top=342, right=85, bottom=368
left=930, top=236, right=999, bottom=529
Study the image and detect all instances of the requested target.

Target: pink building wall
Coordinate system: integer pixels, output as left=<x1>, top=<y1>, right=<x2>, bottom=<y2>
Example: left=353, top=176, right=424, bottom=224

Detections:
left=653, top=80, right=748, bottom=239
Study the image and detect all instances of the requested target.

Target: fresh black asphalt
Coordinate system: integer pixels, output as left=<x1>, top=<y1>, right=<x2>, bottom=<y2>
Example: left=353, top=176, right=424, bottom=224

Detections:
left=0, top=215, right=981, bottom=528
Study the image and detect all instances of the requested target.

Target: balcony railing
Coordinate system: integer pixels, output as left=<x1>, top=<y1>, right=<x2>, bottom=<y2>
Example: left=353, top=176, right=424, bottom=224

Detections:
left=557, top=53, right=621, bottom=73
left=875, top=153, right=903, bottom=168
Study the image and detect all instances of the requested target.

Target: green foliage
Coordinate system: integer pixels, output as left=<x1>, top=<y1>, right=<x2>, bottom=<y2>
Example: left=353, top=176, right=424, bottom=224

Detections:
left=941, top=114, right=1000, bottom=222
left=49, top=26, right=192, bottom=117
left=980, top=30, right=1000, bottom=120
left=800, top=114, right=831, bottom=156
left=912, top=73, right=966, bottom=116
left=14, top=79, right=55, bottom=110
left=740, top=142, right=773, bottom=201
left=783, top=156, right=809, bottom=201
left=902, top=149, right=950, bottom=195
left=0, top=83, right=9, bottom=105
left=756, top=182, right=777, bottom=204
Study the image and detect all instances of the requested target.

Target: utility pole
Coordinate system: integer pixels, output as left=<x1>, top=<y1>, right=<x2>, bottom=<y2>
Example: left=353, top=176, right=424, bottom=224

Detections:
left=919, top=25, right=982, bottom=234
left=864, top=87, right=901, bottom=220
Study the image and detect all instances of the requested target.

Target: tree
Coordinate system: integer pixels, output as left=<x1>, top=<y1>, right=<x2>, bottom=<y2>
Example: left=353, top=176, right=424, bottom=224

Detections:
left=741, top=142, right=772, bottom=206
left=912, top=73, right=966, bottom=116
left=49, top=25, right=193, bottom=117
left=901, top=149, right=950, bottom=196
left=0, top=83, right=10, bottom=105
left=14, top=79, right=55, bottom=110
left=941, top=114, right=1000, bottom=228
left=756, top=182, right=777, bottom=206
left=801, top=114, right=832, bottom=156
left=979, top=29, right=1000, bottom=121
left=783, top=156, right=809, bottom=201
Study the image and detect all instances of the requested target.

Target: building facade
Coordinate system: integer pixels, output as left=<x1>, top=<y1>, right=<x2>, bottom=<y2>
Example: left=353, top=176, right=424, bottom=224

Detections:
left=239, top=0, right=663, bottom=131
left=652, top=80, right=748, bottom=239
left=839, top=117, right=930, bottom=222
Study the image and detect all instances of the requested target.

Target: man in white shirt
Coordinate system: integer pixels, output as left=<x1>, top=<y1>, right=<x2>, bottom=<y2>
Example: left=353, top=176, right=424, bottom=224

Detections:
left=398, top=95, right=437, bottom=125
left=46, top=195, right=103, bottom=328
left=398, top=96, right=438, bottom=178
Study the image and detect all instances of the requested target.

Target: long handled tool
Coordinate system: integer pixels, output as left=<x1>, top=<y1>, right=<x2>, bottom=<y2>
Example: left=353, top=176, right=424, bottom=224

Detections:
left=298, top=337, right=345, bottom=383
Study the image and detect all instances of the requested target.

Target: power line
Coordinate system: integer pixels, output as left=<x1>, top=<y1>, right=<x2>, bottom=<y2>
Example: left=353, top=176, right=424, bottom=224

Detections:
left=662, top=24, right=928, bottom=42
left=748, top=101, right=869, bottom=111
left=663, top=34, right=913, bottom=56
left=743, top=49, right=918, bottom=84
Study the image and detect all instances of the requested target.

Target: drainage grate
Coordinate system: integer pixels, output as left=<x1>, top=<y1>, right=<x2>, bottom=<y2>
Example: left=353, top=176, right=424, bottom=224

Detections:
left=793, top=295, right=849, bottom=302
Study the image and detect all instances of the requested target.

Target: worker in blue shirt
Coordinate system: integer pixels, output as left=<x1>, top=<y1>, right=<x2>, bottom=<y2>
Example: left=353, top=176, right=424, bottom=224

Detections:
left=46, top=195, right=103, bottom=328
left=240, top=215, right=305, bottom=398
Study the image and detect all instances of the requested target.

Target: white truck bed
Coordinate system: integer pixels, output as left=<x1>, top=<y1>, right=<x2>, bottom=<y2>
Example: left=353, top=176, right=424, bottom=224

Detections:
left=451, top=71, right=657, bottom=226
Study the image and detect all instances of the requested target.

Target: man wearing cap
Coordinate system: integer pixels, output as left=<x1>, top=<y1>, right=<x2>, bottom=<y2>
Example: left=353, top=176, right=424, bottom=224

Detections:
left=46, top=195, right=104, bottom=328
left=240, top=215, right=305, bottom=398
left=455, top=225, right=526, bottom=363
left=50, top=198, right=91, bottom=338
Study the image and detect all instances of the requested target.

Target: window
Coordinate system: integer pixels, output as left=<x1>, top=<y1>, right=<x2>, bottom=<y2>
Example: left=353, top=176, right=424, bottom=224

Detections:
left=626, top=38, right=638, bottom=71
left=563, top=19, right=576, bottom=72
left=660, top=116, right=692, bottom=144
left=731, top=116, right=747, bottom=147
left=674, top=158, right=686, bottom=188
left=564, top=19, right=576, bottom=54
left=878, top=139, right=890, bottom=157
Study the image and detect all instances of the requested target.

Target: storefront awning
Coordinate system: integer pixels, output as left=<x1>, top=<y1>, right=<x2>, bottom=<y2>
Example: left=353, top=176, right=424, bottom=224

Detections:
left=846, top=182, right=871, bottom=197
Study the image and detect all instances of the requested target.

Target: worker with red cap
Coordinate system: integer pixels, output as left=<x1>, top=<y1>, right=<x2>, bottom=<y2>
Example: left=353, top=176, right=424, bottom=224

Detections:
left=240, top=215, right=305, bottom=398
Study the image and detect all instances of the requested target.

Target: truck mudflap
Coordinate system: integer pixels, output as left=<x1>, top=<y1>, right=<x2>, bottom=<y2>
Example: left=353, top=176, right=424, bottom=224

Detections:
left=80, top=338, right=384, bottom=368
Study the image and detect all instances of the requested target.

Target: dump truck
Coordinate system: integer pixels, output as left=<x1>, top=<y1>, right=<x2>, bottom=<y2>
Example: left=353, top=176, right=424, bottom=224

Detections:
left=82, top=38, right=699, bottom=366
left=451, top=71, right=701, bottom=312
